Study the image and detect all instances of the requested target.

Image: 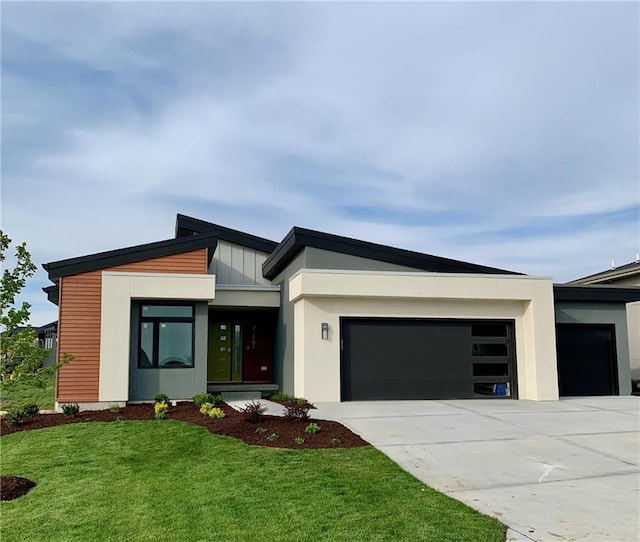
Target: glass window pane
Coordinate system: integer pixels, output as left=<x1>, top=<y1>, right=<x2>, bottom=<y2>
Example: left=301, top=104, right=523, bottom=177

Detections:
left=140, top=322, right=154, bottom=366
left=473, top=363, right=509, bottom=377
left=158, top=322, right=193, bottom=367
left=142, top=305, right=193, bottom=318
left=472, top=343, right=509, bottom=357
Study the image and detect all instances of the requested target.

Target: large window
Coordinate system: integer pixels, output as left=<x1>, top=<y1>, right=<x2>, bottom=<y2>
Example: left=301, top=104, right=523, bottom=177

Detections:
left=139, top=304, right=194, bottom=368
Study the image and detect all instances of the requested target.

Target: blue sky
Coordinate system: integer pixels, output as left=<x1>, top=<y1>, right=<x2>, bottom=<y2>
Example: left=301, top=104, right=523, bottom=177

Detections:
left=2, top=1, right=639, bottom=326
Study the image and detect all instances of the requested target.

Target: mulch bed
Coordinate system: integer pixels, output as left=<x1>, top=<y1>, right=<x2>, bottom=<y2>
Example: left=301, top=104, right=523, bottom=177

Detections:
left=1, top=402, right=368, bottom=450
left=1, top=476, right=36, bottom=501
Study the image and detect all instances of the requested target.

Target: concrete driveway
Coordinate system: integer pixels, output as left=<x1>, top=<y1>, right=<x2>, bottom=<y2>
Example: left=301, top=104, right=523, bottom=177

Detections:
left=314, top=397, right=639, bottom=542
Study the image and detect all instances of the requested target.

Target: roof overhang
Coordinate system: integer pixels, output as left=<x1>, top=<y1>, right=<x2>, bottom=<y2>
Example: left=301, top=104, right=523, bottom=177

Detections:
left=175, top=214, right=278, bottom=253
left=553, top=284, right=640, bottom=303
left=263, top=227, right=522, bottom=281
left=43, top=232, right=219, bottom=281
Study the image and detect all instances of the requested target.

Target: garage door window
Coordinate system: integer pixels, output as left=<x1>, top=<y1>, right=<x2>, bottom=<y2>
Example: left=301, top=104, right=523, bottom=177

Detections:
left=471, top=322, right=512, bottom=397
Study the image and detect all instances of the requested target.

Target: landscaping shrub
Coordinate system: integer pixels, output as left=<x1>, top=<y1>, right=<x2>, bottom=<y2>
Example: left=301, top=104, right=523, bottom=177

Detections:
left=304, top=422, right=321, bottom=434
left=241, top=400, right=267, bottom=423
left=199, top=403, right=225, bottom=418
left=266, top=433, right=280, bottom=441
left=193, top=392, right=222, bottom=408
left=108, top=404, right=120, bottom=413
left=61, top=403, right=80, bottom=417
left=22, top=404, right=39, bottom=417
left=154, top=402, right=168, bottom=420
left=4, top=403, right=41, bottom=426
left=153, top=393, right=170, bottom=405
left=284, top=402, right=312, bottom=422
left=269, top=392, right=294, bottom=402
left=294, top=437, right=305, bottom=445
left=208, top=408, right=225, bottom=419
left=255, top=427, right=267, bottom=434
left=4, top=408, right=27, bottom=427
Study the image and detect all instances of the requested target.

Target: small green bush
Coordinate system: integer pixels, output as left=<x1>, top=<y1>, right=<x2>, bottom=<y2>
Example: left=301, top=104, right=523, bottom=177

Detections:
left=61, top=403, right=80, bottom=417
left=330, top=437, right=342, bottom=446
left=269, top=392, right=294, bottom=402
left=193, top=393, right=224, bottom=408
left=294, top=437, right=305, bottom=445
left=241, top=400, right=267, bottom=423
left=255, top=427, right=267, bottom=434
left=154, top=393, right=170, bottom=405
left=266, top=433, right=280, bottom=441
left=108, top=404, right=121, bottom=413
left=154, top=402, right=168, bottom=420
left=22, top=404, right=39, bottom=417
left=4, top=408, right=27, bottom=427
left=304, top=422, right=321, bottom=434
left=207, top=407, right=225, bottom=419
left=199, top=403, right=225, bottom=418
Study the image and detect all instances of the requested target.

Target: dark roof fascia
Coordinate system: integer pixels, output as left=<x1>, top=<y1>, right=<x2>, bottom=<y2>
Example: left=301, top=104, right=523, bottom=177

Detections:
left=263, top=227, right=522, bottom=280
left=43, top=233, right=219, bottom=281
left=43, top=285, right=59, bottom=305
left=568, top=261, right=640, bottom=284
left=175, top=214, right=278, bottom=253
left=553, top=284, right=640, bottom=303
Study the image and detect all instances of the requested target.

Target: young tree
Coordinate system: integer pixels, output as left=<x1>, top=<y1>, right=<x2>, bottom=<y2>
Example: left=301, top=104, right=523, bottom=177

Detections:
left=0, top=231, right=68, bottom=392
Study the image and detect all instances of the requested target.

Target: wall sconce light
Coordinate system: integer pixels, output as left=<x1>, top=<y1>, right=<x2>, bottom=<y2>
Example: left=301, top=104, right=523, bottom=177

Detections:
left=321, top=322, right=329, bottom=340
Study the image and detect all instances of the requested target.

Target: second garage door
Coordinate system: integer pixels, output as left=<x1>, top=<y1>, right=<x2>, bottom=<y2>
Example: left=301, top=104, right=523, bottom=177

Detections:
left=341, top=318, right=517, bottom=400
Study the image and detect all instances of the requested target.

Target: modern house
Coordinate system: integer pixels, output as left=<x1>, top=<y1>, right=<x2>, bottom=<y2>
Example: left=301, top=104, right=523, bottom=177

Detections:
left=568, top=260, right=640, bottom=380
left=43, top=214, right=640, bottom=411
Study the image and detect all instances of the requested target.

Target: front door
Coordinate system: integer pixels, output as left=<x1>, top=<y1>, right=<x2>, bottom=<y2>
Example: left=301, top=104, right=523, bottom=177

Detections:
left=207, top=322, right=243, bottom=381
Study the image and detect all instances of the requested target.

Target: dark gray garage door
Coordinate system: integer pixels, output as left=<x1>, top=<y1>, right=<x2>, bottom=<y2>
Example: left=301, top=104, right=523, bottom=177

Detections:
left=556, top=324, right=618, bottom=396
left=340, top=318, right=516, bottom=400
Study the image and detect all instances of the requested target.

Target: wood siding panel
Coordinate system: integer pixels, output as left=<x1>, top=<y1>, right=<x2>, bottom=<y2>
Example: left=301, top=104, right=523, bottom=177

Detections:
left=56, top=249, right=207, bottom=402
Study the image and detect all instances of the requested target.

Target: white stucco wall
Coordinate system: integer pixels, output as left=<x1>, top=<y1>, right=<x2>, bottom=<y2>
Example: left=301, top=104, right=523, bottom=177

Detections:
left=289, top=269, right=558, bottom=402
left=99, top=272, right=215, bottom=402
left=628, top=301, right=640, bottom=379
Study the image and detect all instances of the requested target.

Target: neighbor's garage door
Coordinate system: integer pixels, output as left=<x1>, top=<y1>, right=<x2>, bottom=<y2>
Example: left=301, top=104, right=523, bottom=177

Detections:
left=341, top=318, right=516, bottom=400
left=556, top=324, right=618, bottom=396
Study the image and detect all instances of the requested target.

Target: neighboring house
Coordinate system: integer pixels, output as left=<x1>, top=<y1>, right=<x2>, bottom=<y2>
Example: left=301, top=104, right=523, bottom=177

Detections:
left=568, top=260, right=640, bottom=380
left=42, top=214, right=640, bottom=411
left=37, top=321, right=58, bottom=367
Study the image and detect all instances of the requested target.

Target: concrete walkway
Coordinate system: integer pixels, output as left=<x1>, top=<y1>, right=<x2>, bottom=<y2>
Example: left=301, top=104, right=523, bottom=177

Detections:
left=314, top=397, right=640, bottom=542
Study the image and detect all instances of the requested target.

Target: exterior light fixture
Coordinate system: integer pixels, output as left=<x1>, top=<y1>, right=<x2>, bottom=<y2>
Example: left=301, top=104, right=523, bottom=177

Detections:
left=321, top=322, right=329, bottom=340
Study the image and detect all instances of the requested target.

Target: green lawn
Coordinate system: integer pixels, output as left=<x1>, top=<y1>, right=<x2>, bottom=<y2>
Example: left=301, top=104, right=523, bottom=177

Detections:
left=1, top=421, right=505, bottom=542
left=0, top=374, right=55, bottom=411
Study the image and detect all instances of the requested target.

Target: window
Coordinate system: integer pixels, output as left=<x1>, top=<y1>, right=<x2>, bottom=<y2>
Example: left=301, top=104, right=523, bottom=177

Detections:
left=139, top=304, right=194, bottom=368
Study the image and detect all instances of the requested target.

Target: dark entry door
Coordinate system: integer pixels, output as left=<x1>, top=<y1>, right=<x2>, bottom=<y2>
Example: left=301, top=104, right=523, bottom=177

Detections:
left=242, top=318, right=274, bottom=383
left=208, top=322, right=242, bottom=382
left=556, top=324, right=618, bottom=396
left=341, top=318, right=516, bottom=400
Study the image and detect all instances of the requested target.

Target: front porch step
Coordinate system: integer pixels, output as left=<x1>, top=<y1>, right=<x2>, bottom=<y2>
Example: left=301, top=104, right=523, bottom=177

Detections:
left=221, top=391, right=261, bottom=402
left=207, top=383, right=279, bottom=400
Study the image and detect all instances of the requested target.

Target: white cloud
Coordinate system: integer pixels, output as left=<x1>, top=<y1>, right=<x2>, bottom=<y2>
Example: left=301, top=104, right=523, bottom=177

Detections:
left=2, top=1, right=638, bottom=325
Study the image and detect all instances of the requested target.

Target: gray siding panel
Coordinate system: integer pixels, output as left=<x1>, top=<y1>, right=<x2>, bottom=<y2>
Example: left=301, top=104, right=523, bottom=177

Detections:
left=305, top=247, right=418, bottom=273
left=554, top=302, right=631, bottom=395
left=128, top=302, right=208, bottom=401
left=209, top=240, right=270, bottom=286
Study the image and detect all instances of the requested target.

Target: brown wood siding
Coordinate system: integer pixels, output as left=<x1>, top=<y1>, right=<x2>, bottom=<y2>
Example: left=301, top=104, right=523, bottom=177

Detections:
left=56, top=249, right=208, bottom=402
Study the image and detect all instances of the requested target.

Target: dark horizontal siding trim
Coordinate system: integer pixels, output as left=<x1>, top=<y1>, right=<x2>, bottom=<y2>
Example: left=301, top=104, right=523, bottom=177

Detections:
left=263, top=227, right=522, bottom=280
left=44, top=234, right=217, bottom=280
left=553, top=285, right=640, bottom=303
